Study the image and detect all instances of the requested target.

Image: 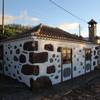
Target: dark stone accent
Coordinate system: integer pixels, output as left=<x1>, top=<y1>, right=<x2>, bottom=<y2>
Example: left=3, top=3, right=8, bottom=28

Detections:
left=21, top=64, right=39, bottom=75
left=10, top=50, right=12, bottom=54
left=80, top=62, right=83, bottom=66
left=0, top=45, right=3, bottom=60
left=8, top=64, right=11, bottom=67
left=18, top=76, right=22, bottom=80
left=19, top=54, right=26, bottom=63
left=57, top=47, right=61, bottom=52
left=23, top=51, right=28, bottom=54
left=6, top=57, right=9, bottom=61
left=63, top=68, right=71, bottom=77
left=35, top=76, right=52, bottom=88
left=95, top=56, right=98, bottom=59
left=77, top=58, right=79, bottom=61
left=74, top=55, right=76, bottom=58
left=50, top=58, right=53, bottom=63
left=5, top=52, right=7, bottom=55
left=93, top=61, right=96, bottom=66
left=8, top=47, right=10, bottom=49
left=57, top=55, right=59, bottom=58
left=55, top=58, right=57, bottom=61
left=14, top=65, right=16, bottom=68
left=0, top=62, right=3, bottom=70
left=17, top=70, right=19, bottom=74
left=29, top=52, right=48, bottom=63
left=55, top=76, right=59, bottom=79
left=8, top=44, right=11, bottom=49
left=44, top=44, right=54, bottom=51
left=57, top=59, right=60, bottom=62
left=74, top=66, right=76, bottom=71
left=52, top=54, right=55, bottom=58
left=47, top=65, right=55, bottom=74
left=58, top=70, right=61, bottom=73
left=51, top=75, right=54, bottom=77
left=94, top=51, right=96, bottom=55
left=5, top=67, right=8, bottom=71
left=79, top=50, right=81, bottom=52
left=86, top=64, right=91, bottom=71
left=82, top=55, right=85, bottom=58
left=13, top=73, right=15, bottom=77
left=16, top=49, right=20, bottom=54
left=78, top=71, right=81, bottom=73
left=23, top=41, right=38, bottom=51
left=58, top=65, right=61, bottom=68
left=14, top=56, right=18, bottom=61
left=20, top=44, right=22, bottom=47
left=14, top=46, right=17, bottom=49
left=95, top=46, right=99, bottom=50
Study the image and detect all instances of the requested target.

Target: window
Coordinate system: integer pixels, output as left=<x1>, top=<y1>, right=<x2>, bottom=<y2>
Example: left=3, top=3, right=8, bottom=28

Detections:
left=85, top=49, right=91, bottom=60
left=62, top=48, right=72, bottom=64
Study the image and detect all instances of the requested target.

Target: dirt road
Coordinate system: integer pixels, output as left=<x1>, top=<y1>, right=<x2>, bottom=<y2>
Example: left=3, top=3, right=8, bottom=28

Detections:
left=0, top=69, right=100, bottom=100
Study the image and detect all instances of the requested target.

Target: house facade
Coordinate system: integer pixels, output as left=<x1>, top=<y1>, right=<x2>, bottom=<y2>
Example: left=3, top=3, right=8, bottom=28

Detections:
left=0, top=21, right=99, bottom=88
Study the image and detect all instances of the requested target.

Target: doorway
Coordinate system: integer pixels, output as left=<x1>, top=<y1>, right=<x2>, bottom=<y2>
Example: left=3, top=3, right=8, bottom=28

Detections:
left=61, top=48, right=72, bottom=82
left=85, top=48, right=91, bottom=73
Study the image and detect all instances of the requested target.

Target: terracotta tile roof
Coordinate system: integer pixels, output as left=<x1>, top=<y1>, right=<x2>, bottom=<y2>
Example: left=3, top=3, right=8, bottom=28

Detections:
left=32, top=24, right=87, bottom=41
left=0, top=24, right=92, bottom=43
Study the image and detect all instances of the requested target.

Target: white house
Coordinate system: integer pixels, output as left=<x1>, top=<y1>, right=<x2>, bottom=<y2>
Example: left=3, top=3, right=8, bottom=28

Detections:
left=0, top=19, right=99, bottom=88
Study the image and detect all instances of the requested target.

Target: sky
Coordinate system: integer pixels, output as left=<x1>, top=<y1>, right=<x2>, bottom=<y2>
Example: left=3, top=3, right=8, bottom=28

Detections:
left=0, top=0, right=100, bottom=37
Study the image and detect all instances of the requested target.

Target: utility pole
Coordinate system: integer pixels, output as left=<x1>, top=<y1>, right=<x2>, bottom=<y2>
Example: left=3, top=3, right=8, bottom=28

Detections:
left=79, top=24, right=81, bottom=36
left=2, top=0, right=4, bottom=35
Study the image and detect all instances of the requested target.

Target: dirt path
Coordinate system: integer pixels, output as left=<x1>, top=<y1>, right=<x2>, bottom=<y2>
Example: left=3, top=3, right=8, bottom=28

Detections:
left=0, top=69, right=100, bottom=100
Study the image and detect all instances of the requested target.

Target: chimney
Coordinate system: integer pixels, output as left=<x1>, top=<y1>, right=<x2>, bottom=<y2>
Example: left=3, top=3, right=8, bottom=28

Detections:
left=88, top=19, right=97, bottom=42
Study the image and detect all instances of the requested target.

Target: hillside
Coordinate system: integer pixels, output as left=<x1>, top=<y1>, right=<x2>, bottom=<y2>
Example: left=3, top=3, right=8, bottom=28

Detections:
left=0, top=24, right=32, bottom=40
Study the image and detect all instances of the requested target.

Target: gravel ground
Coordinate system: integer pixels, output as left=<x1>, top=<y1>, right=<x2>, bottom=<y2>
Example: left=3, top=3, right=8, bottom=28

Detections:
left=0, top=69, right=100, bottom=100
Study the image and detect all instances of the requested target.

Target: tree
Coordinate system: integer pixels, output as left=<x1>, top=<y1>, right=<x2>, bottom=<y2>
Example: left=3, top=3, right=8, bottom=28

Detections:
left=0, top=24, right=32, bottom=40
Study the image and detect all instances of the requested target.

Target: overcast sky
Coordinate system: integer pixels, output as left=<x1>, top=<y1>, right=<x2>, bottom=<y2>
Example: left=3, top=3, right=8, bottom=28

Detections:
left=0, top=0, right=100, bottom=37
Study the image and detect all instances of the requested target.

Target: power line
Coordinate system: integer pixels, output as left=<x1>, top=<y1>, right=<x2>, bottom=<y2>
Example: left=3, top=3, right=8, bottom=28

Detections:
left=49, top=0, right=87, bottom=23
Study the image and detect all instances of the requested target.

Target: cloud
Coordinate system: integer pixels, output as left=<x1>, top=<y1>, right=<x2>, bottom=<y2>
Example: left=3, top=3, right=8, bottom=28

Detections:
left=57, top=23, right=89, bottom=37
left=58, top=23, right=79, bottom=30
left=96, top=24, right=100, bottom=36
left=0, top=11, right=40, bottom=25
left=80, top=30, right=88, bottom=37
left=0, top=15, right=16, bottom=25
left=97, top=24, right=100, bottom=30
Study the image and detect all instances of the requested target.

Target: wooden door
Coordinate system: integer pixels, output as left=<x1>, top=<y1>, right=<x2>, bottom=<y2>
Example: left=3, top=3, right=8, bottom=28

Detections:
left=61, top=48, right=72, bottom=82
left=85, top=49, right=91, bottom=73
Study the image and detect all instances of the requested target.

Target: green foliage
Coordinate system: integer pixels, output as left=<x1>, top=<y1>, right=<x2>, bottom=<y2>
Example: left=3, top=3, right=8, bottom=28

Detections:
left=0, top=24, right=32, bottom=40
